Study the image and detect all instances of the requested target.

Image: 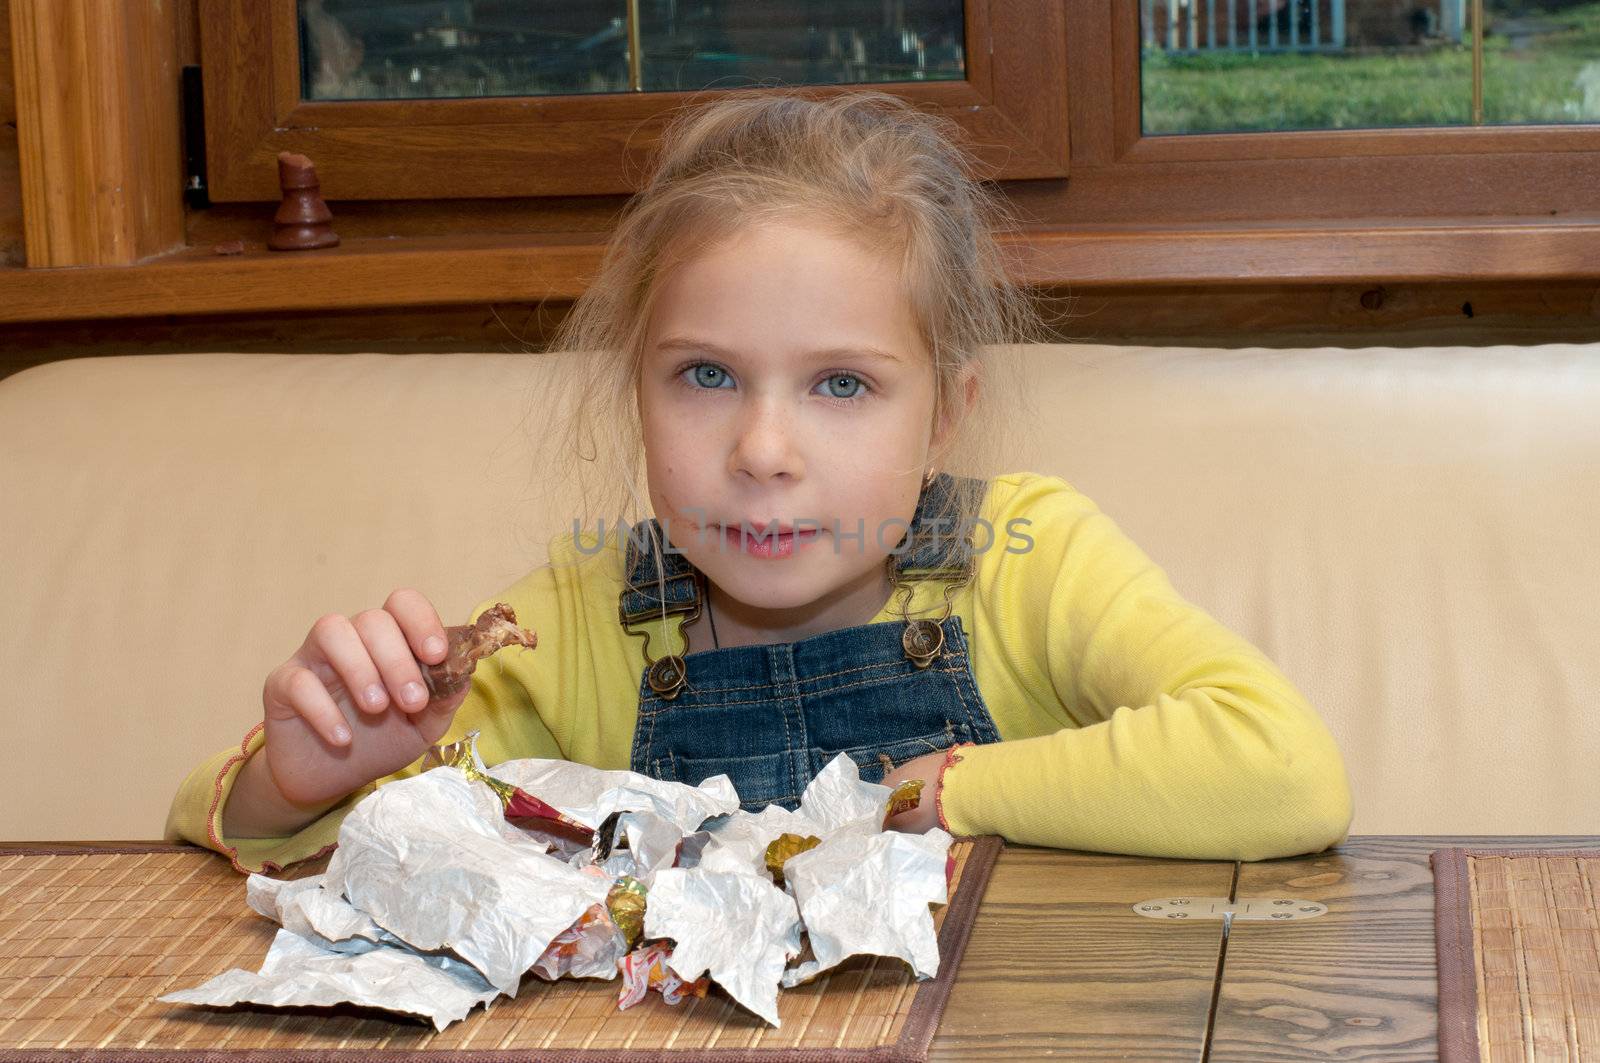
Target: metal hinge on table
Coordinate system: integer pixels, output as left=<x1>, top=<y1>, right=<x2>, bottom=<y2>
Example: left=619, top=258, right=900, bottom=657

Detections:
left=1132, top=896, right=1328, bottom=921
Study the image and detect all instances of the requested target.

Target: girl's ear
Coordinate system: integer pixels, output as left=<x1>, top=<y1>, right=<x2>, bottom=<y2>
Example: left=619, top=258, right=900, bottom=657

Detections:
left=930, top=363, right=981, bottom=461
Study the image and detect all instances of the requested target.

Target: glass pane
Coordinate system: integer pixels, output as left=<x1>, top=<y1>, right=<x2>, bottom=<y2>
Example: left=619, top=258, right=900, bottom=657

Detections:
left=636, top=1, right=965, bottom=91
left=299, top=0, right=966, bottom=102
left=1140, top=0, right=1475, bottom=134
left=1483, top=1, right=1600, bottom=124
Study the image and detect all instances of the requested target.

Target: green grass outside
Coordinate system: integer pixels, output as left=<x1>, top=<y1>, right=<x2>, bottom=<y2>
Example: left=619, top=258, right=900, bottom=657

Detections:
left=1140, top=1, right=1600, bottom=133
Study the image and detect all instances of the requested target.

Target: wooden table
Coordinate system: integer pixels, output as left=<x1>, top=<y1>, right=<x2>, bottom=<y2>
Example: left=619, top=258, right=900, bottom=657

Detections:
left=934, top=834, right=1600, bottom=1062
left=5, top=835, right=1597, bottom=1060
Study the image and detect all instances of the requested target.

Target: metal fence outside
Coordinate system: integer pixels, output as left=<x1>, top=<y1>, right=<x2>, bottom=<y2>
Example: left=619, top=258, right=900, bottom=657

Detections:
left=1141, top=0, right=1472, bottom=54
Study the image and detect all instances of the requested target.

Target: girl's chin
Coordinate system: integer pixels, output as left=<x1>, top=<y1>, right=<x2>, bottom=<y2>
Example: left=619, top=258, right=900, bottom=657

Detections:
left=694, top=556, right=841, bottom=606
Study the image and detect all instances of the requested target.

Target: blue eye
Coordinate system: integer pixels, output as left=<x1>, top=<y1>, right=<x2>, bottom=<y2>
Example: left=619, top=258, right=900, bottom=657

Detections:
left=677, top=362, right=869, bottom=402
left=819, top=374, right=866, bottom=400
left=684, top=363, right=732, bottom=389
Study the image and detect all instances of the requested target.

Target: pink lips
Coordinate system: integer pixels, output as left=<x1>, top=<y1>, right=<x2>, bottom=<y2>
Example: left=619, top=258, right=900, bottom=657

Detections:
left=718, top=523, right=822, bottom=559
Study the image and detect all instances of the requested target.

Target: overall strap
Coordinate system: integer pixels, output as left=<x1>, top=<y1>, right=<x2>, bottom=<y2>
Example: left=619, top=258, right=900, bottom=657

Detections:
left=618, top=522, right=700, bottom=627
left=893, top=470, right=984, bottom=577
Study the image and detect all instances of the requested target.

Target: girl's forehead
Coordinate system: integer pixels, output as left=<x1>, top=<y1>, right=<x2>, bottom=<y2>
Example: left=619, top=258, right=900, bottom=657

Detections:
left=649, top=231, right=916, bottom=328
left=668, top=212, right=901, bottom=274
left=638, top=214, right=930, bottom=367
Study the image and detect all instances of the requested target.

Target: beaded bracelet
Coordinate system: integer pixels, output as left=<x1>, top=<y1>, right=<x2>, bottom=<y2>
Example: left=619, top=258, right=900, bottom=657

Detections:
left=934, top=741, right=976, bottom=832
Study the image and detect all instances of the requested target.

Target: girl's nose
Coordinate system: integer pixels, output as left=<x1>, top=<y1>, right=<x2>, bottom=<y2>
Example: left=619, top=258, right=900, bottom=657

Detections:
left=729, top=397, right=804, bottom=483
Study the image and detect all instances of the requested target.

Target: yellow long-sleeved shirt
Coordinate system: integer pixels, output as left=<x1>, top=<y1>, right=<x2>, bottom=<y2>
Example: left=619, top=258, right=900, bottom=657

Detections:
left=165, top=471, right=1353, bottom=874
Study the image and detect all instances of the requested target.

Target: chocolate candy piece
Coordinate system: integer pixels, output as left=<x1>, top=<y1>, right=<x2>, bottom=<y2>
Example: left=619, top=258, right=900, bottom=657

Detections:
left=421, top=602, right=538, bottom=700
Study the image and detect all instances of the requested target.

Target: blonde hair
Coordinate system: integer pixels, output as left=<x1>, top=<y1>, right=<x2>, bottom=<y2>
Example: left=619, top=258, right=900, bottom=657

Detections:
left=519, top=88, right=1057, bottom=578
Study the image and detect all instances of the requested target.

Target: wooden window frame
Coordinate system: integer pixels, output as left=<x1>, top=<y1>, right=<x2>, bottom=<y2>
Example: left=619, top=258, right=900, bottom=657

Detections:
left=1045, top=2, right=1600, bottom=227
left=197, top=0, right=1069, bottom=202
left=6, top=0, right=1599, bottom=327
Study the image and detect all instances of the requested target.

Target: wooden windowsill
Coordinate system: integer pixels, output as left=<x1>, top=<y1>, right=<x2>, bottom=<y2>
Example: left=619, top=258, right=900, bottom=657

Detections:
left=2, top=217, right=1597, bottom=325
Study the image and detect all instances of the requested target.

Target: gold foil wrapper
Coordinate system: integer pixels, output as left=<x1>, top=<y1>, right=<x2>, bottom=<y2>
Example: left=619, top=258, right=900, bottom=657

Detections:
left=763, top=832, right=823, bottom=886
left=423, top=729, right=520, bottom=808
left=606, top=876, right=648, bottom=949
left=885, top=778, right=925, bottom=821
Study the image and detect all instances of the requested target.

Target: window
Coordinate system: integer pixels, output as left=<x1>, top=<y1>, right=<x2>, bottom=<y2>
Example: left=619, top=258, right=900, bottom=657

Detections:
left=1140, top=0, right=1600, bottom=134
left=298, top=0, right=968, bottom=100
left=196, top=1, right=1600, bottom=230
left=200, top=1, right=1066, bottom=201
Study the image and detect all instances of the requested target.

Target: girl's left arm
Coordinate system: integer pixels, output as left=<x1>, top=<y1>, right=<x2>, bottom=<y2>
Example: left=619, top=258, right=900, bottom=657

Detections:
left=941, top=474, right=1354, bottom=861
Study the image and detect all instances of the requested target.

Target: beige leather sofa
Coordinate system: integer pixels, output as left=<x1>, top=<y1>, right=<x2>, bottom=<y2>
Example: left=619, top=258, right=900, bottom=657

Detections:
left=3, top=344, right=1596, bottom=843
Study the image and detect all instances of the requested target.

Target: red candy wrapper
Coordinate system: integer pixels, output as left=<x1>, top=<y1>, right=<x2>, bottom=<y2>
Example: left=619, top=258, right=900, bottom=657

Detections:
left=532, top=901, right=629, bottom=982
left=883, top=779, right=925, bottom=825
left=427, top=729, right=596, bottom=847
left=504, top=788, right=597, bottom=847
left=617, top=943, right=710, bottom=1010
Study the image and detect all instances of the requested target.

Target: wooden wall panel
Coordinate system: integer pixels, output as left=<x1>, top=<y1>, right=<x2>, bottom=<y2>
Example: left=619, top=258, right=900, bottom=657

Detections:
left=0, top=0, right=11, bottom=123
left=0, top=0, right=23, bottom=267
left=8, top=0, right=183, bottom=266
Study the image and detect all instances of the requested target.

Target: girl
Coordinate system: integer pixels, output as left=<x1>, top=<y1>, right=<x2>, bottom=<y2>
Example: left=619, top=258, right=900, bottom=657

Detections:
left=167, top=90, right=1352, bottom=876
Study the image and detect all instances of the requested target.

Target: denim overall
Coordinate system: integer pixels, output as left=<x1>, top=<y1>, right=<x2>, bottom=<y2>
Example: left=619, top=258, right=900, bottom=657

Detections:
left=620, top=472, right=1004, bottom=811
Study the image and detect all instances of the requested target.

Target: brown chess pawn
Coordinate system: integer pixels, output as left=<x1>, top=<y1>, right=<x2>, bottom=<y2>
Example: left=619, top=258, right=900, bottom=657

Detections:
left=267, top=151, right=340, bottom=251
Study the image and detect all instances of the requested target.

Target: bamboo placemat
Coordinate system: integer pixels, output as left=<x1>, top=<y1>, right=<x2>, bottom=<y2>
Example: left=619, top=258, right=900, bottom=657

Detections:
left=0, top=835, right=999, bottom=1062
left=1433, top=847, right=1600, bottom=1063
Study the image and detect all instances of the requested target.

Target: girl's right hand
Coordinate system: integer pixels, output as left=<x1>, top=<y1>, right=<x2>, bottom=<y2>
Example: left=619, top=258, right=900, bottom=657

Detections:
left=260, top=588, right=472, bottom=806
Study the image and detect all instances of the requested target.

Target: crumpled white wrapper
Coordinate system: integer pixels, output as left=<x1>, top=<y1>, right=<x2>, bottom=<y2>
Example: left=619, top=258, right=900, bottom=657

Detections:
left=694, top=804, right=822, bottom=879
left=629, top=756, right=945, bottom=1026
left=779, top=827, right=953, bottom=987
left=614, top=809, right=686, bottom=881
left=530, top=903, right=631, bottom=982
left=246, top=873, right=401, bottom=954
left=692, top=754, right=889, bottom=880
left=644, top=867, right=804, bottom=1027
left=159, top=926, right=500, bottom=1032
left=161, top=744, right=954, bottom=1032
left=797, top=753, right=895, bottom=835
left=322, top=767, right=613, bottom=995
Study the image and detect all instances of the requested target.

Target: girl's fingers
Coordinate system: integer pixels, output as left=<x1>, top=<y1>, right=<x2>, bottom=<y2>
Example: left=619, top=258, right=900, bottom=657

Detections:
left=350, top=608, right=432, bottom=714
left=385, top=587, right=451, bottom=666
left=411, top=688, right=466, bottom=746
left=310, top=613, right=393, bottom=715
left=271, top=663, right=352, bottom=747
